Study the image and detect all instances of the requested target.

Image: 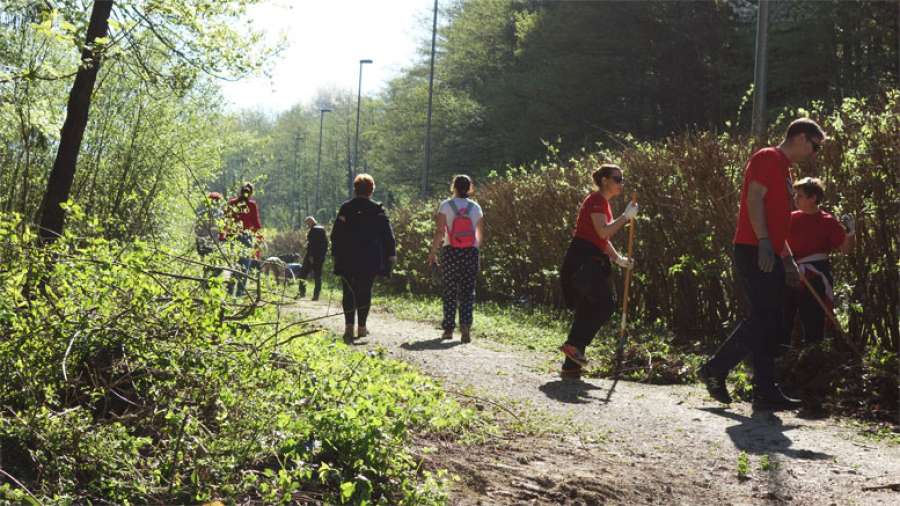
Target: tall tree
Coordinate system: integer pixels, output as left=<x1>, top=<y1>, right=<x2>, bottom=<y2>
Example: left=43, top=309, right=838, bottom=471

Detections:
left=37, top=0, right=113, bottom=242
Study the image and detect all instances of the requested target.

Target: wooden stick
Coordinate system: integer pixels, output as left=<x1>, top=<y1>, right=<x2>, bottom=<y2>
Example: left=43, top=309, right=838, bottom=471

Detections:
left=605, top=193, right=637, bottom=402
left=619, top=193, right=638, bottom=337
left=798, top=274, right=862, bottom=357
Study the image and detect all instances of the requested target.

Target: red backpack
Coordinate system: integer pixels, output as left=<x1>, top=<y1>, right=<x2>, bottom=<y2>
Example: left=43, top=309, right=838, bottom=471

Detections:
left=446, top=200, right=476, bottom=248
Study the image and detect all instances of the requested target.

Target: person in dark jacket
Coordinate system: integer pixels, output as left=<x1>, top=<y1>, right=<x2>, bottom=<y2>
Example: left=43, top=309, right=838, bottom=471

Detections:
left=299, top=216, right=328, bottom=300
left=331, top=174, right=397, bottom=343
left=558, top=164, right=638, bottom=377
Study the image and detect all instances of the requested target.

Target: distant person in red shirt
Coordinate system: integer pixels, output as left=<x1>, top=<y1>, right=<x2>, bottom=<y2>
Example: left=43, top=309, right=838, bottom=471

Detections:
left=226, top=182, right=263, bottom=296
left=558, top=163, right=638, bottom=377
left=783, top=177, right=855, bottom=349
left=700, top=118, right=827, bottom=411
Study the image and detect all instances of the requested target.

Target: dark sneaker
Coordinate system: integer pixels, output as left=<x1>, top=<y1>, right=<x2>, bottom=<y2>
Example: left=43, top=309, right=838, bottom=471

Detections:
left=559, top=344, right=589, bottom=367
left=699, top=363, right=732, bottom=404
left=753, top=385, right=803, bottom=411
left=460, top=326, right=471, bottom=343
left=441, top=328, right=453, bottom=340
left=560, top=365, right=583, bottom=379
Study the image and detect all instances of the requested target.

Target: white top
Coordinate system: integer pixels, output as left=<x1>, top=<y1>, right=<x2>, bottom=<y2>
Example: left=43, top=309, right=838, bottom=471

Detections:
left=438, top=197, right=484, bottom=247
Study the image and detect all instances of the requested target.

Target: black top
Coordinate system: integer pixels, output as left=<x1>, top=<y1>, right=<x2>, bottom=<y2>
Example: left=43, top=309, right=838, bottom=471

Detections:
left=331, top=197, right=397, bottom=276
left=306, top=225, right=328, bottom=262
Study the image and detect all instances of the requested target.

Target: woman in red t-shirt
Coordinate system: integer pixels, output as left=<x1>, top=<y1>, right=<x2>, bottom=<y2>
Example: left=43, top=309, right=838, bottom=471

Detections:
left=558, top=164, right=639, bottom=377
left=783, top=177, right=855, bottom=349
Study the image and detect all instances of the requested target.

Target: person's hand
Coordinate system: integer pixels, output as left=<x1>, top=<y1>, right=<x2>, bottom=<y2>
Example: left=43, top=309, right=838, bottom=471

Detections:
left=622, top=201, right=639, bottom=221
left=613, top=255, right=635, bottom=270
left=757, top=238, right=775, bottom=272
left=783, top=256, right=801, bottom=288
left=427, top=251, right=438, bottom=266
left=840, top=214, right=856, bottom=234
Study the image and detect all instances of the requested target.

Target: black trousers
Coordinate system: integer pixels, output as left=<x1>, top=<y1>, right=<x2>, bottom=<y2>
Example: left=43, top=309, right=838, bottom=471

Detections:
left=782, top=261, right=832, bottom=349
left=707, top=244, right=784, bottom=391
left=299, top=259, right=324, bottom=299
left=561, top=239, right=616, bottom=369
left=341, top=273, right=376, bottom=326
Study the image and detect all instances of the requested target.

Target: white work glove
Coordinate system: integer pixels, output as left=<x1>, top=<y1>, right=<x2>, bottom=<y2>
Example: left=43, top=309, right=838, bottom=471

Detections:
left=613, top=255, right=635, bottom=270
left=840, top=214, right=855, bottom=234
left=622, top=201, right=639, bottom=221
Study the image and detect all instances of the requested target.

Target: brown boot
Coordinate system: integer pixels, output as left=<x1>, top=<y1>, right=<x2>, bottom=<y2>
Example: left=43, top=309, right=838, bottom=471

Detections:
left=460, top=325, right=471, bottom=343
left=441, top=328, right=453, bottom=340
left=342, top=325, right=354, bottom=344
left=357, top=326, right=368, bottom=338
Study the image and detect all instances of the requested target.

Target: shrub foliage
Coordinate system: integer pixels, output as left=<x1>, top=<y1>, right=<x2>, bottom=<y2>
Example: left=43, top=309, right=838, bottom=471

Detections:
left=0, top=214, right=472, bottom=505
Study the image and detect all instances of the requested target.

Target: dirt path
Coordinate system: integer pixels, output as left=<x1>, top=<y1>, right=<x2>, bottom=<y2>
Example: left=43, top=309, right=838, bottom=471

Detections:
left=292, top=299, right=899, bottom=505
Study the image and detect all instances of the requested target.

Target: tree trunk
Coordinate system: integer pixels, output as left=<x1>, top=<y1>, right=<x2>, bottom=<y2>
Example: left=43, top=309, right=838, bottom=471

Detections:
left=37, top=0, right=114, bottom=242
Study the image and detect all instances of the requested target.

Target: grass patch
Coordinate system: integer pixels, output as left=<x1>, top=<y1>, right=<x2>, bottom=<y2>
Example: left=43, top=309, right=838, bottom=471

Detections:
left=374, top=289, right=705, bottom=384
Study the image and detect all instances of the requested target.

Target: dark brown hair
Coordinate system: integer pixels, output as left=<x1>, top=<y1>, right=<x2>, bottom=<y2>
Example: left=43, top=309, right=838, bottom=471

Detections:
left=785, top=118, right=826, bottom=142
left=793, top=176, right=825, bottom=204
left=354, top=173, right=375, bottom=197
left=451, top=174, right=472, bottom=198
left=591, top=164, right=622, bottom=188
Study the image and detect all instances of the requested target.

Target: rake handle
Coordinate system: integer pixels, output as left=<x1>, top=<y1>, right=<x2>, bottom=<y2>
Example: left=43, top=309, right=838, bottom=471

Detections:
left=619, top=193, right=637, bottom=337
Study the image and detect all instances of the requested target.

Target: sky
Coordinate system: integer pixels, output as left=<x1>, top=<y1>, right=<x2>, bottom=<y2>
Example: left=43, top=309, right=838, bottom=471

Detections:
left=220, top=0, right=435, bottom=114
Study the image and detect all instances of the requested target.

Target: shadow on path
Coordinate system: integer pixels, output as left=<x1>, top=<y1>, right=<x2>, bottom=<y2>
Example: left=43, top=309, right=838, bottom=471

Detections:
left=698, top=407, right=832, bottom=461
left=539, top=379, right=607, bottom=405
left=400, top=337, right=464, bottom=351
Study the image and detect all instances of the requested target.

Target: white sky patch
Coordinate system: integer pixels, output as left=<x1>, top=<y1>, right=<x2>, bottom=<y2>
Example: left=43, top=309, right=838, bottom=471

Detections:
left=220, top=0, right=433, bottom=113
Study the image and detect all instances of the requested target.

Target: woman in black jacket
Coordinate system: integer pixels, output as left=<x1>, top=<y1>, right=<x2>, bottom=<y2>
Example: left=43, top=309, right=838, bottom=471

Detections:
left=558, top=164, right=638, bottom=377
left=331, top=174, right=397, bottom=342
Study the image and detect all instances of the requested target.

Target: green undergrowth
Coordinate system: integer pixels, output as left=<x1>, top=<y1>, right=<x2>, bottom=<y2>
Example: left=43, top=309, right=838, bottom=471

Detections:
left=0, top=214, right=479, bottom=505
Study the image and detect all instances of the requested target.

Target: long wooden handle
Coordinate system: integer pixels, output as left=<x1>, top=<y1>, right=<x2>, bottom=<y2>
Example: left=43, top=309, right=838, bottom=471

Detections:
left=798, top=274, right=862, bottom=357
left=619, top=193, right=637, bottom=337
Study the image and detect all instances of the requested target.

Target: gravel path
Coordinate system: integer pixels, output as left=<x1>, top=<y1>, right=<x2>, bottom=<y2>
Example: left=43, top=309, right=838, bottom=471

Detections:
left=292, top=298, right=899, bottom=505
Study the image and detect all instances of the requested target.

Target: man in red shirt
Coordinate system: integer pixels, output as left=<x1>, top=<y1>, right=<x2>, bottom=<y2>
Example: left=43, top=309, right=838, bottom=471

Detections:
left=700, top=118, right=827, bottom=411
left=226, top=182, right=263, bottom=296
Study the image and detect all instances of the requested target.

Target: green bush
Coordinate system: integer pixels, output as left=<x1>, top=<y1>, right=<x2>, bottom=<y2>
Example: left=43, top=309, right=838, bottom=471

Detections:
left=0, top=213, right=474, bottom=505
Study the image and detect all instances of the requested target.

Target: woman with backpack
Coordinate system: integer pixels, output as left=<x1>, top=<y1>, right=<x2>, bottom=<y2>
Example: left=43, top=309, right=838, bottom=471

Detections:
left=427, top=175, right=485, bottom=343
left=331, top=174, right=397, bottom=343
left=558, top=164, right=638, bottom=377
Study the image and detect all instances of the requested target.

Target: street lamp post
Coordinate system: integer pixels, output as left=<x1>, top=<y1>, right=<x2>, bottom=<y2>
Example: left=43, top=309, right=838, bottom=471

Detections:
left=751, top=0, right=769, bottom=141
left=315, top=107, right=332, bottom=216
left=354, top=59, right=373, bottom=186
left=421, top=0, right=438, bottom=198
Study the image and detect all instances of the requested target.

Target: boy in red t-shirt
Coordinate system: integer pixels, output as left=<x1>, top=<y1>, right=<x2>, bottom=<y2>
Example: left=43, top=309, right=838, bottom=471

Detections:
left=783, top=177, right=855, bottom=349
left=700, top=118, right=827, bottom=411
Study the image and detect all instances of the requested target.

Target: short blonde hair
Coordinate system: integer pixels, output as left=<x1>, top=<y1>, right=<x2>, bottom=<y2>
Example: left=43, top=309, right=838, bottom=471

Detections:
left=354, top=173, right=375, bottom=197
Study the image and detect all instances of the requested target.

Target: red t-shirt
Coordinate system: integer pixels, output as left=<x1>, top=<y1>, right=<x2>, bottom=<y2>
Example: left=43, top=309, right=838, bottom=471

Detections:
left=733, top=147, right=793, bottom=255
left=227, top=197, right=262, bottom=232
left=573, top=192, right=612, bottom=251
left=787, top=210, right=846, bottom=260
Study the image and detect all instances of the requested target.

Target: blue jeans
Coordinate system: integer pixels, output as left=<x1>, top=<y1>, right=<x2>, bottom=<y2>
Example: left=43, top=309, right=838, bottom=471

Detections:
left=707, top=244, right=785, bottom=391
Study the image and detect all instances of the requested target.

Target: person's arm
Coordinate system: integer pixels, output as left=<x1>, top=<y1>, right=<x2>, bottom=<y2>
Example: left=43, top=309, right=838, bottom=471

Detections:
left=250, top=201, right=262, bottom=231
left=746, top=180, right=775, bottom=272
left=604, top=236, right=634, bottom=269
left=838, top=214, right=856, bottom=254
left=475, top=217, right=485, bottom=247
left=427, top=211, right=446, bottom=265
left=590, top=200, right=638, bottom=239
